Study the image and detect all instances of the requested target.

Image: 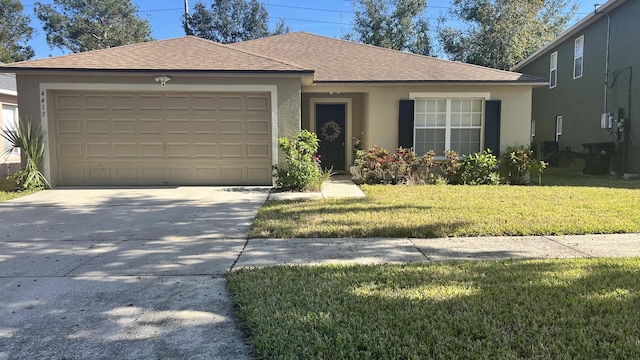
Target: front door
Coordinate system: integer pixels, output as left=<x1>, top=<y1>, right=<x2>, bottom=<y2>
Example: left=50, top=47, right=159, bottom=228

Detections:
left=316, top=103, right=346, bottom=172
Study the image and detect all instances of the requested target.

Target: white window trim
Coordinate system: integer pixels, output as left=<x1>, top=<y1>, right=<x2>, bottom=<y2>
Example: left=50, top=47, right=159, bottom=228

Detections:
left=530, top=120, right=536, bottom=144
left=410, top=93, right=489, bottom=156
left=574, top=35, right=584, bottom=80
left=550, top=51, right=558, bottom=89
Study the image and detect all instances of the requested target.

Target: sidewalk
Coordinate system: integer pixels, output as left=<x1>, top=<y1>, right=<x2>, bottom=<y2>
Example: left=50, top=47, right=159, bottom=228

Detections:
left=234, top=233, right=640, bottom=268
left=247, top=177, right=640, bottom=268
left=268, top=175, right=365, bottom=201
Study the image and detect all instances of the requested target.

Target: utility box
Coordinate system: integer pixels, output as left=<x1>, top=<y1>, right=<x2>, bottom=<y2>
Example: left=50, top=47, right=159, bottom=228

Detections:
left=582, top=142, right=615, bottom=175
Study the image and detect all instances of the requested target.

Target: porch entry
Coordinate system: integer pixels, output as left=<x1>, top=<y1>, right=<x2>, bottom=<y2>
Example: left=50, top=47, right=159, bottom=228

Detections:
left=315, top=103, right=346, bottom=172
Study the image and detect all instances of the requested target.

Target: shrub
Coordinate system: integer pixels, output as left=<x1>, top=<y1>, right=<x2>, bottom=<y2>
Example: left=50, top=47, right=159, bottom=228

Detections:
left=354, top=145, right=434, bottom=184
left=501, top=145, right=547, bottom=185
left=274, top=130, right=328, bottom=191
left=1, top=120, right=50, bottom=190
left=460, top=149, right=500, bottom=185
left=438, top=150, right=463, bottom=185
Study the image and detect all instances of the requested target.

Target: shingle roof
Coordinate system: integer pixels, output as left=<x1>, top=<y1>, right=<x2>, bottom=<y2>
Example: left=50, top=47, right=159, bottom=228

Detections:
left=2, top=36, right=311, bottom=73
left=0, top=32, right=543, bottom=84
left=231, top=32, right=544, bottom=83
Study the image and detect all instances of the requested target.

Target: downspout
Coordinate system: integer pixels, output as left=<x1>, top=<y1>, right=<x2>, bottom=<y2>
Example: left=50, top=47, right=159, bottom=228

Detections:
left=595, top=5, right=612, bottom=131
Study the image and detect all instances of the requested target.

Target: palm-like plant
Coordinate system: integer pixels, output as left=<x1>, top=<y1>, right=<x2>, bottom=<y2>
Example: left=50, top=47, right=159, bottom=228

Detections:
left=1, top=119, right=50, bottom=189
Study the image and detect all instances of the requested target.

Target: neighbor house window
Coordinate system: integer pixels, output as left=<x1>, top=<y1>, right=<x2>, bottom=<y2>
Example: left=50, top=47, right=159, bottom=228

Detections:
left=1, top=104, right=19, bottom=158
left=574, top=35, right=584, bottom=79
left=414, top=98, right=483, bottom=156
left=555, top=116, right=563, bottom=143
left=530, top=120, right=536, bottom=144
left=550, top=51, right=558, bottom=88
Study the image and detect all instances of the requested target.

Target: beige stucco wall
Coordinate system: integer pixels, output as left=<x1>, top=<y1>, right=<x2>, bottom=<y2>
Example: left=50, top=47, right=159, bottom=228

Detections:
left=303, top=84, right=534, bottom=155
left=16, top=72, right=302, bottom=184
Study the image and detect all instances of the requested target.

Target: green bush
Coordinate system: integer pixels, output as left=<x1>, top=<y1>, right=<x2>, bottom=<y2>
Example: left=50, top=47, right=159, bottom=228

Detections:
left=438, top=150, right=463, bottom=184
left=354, top=145, right=434, bottom=184
left=1, top=120, right=50, bottom=189
left=460, top=149, right=500, bottom=185
left=501, top=145, right=547, bottom=185
left=274, top=130, right=328, bottom=191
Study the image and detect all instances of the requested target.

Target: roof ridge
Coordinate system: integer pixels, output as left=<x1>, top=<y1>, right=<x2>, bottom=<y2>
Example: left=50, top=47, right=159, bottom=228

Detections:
left=293, top=31, right=528, bottom=76
left=221, top=38, right=311, bottom=71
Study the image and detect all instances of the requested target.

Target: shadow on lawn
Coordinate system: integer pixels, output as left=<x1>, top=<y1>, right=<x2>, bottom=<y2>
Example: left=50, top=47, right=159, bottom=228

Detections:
left=540, top=167, right=640, bottom=189
left=251, top=198, right=466, bottom=238
left=230, top=259, right=640, bottom=359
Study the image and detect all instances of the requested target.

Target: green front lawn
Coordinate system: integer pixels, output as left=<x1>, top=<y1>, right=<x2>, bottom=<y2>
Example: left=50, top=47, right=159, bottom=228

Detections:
left=250, top=168, right=640, bottom=238
left=229, top=259, right=640, bottom=359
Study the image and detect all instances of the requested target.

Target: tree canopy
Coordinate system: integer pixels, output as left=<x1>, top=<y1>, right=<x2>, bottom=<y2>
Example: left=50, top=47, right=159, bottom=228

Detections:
left=346, top=0, right=431, bottom=56
left=438, top=0, right=578, bottom=70
left=34, top=0, right=153, bottom=53
left=185, top=0, right=289, bottom=44
left=0, top=0, right=35, bottom=62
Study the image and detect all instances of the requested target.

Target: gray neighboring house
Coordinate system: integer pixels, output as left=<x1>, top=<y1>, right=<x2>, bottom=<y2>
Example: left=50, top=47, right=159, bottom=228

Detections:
left=514, top=0, right=639, bottom=175
left=1, top=33, right=544, bottom=187
left=0, top=64, right=20, bottom=177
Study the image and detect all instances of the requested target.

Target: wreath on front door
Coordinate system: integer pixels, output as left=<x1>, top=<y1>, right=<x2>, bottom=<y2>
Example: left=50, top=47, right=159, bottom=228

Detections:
left=320, top=120, right=342, bottom=142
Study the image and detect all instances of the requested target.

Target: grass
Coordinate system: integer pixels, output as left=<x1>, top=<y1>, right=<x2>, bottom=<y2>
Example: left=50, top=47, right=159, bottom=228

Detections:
left=249, top=167, right=640, bottom=238
left=229, top=258, right=640, bottom=359
left=0, top=177, right=38, bottom=202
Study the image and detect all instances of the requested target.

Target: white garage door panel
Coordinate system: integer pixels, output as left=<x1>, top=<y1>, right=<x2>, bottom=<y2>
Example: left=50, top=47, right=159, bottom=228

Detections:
left=53, top=91, right=272, bottom=186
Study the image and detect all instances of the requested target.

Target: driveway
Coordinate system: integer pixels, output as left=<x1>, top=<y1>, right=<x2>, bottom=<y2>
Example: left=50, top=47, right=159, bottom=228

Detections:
left=0, top=187, right=269, bottom=359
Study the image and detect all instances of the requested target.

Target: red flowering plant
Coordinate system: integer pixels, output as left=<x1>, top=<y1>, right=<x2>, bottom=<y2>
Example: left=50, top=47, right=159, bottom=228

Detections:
left=354, top=145, right=435, bottom=184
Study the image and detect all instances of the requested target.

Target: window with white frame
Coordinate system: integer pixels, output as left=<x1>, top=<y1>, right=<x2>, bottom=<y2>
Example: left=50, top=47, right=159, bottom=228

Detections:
left=2, top=104, right=19, bottom=158
left=574, top=36, right=584, bottom=79
left=550, top=51, right=558, bottom=88
left=555, top=116, right=563, bottom=142
left=414, top=98, right=483, bottom=156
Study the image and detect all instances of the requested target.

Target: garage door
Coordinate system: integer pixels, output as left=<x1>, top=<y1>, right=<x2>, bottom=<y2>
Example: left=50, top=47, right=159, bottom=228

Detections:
left=52, top=90, right=272, bottom=186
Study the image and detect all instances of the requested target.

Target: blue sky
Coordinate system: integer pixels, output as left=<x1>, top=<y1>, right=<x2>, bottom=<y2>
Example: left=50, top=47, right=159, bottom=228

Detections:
left=23, top=0, right=599, bottom=59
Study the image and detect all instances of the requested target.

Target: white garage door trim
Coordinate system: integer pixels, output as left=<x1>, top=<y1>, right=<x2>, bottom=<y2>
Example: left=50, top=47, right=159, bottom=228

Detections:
left=39, top=83, right=278, bottom=186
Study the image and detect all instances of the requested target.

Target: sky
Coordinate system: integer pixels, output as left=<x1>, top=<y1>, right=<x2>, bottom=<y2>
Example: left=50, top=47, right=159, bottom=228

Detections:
left=22, top=0, right=601, bottom=60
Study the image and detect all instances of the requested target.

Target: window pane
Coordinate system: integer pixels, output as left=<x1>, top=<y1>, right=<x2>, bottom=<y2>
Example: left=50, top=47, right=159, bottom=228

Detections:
left=472, top=113, right=482, bottom=126
left=461, top=100, right=472, bottom=112
left=451, top=113, right=461, bottom=126
left=472, top=99, right=482, bottom=112
left=451, top=100, right=461, bottom=112
left=436, top=114, right=446, bottom=126
left=425, top=113, right=436, bottom=126
left=416, top=100, right=426, bottom=113
left=436, top=100, right=446, bottom=112
left=426, top=100, right=436, bottom=112
left=550, top=69, right=557, bottom=88
left=415, top=129, right=445, bottom=155
left=461, top=113, right=472, bottom=126
left=415, top=113, right=426, bottom=127
left=574, top=57, right=583, bottom=78
left=451, top=129, right=481, bottom=155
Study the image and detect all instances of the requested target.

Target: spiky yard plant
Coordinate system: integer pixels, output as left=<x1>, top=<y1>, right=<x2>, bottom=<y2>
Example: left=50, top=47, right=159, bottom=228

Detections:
left=1, top=119, right=50, bottom=189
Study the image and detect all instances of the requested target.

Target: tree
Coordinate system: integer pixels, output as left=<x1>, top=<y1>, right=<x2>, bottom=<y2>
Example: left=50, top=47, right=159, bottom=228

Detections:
left=346, top=0, right=431, bottom=56
left=0, top=0, right=35, bottom=62
left=185, top=0, right=289, bottom=44
left=438, top=0, right=578, bottom=70
left=34, top=0, right=153, bottom=53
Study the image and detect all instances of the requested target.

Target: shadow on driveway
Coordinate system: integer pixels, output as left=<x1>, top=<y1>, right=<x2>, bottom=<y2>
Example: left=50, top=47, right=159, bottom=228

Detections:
left=0, top=186, right=269, bottom=359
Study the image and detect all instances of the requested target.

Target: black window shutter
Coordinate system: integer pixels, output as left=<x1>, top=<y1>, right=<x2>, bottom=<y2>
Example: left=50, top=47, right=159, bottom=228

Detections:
left=398, top=99, right=415, bottom=149
left=484, top=100, right=501, bottom=154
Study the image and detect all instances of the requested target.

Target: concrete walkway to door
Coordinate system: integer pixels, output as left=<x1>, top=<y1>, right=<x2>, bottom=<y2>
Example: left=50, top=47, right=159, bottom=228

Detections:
left=0, top=187, right=269, bottom=360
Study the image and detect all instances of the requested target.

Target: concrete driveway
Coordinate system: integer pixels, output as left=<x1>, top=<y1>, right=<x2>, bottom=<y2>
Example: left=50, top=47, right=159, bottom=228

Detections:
left=0, top=187, right=269, bottom=359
